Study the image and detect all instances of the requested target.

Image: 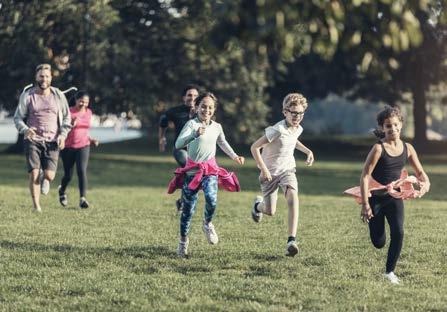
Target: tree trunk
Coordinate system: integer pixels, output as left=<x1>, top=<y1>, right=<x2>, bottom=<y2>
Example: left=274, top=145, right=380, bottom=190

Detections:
left=411, top=58, right=428, bottom=149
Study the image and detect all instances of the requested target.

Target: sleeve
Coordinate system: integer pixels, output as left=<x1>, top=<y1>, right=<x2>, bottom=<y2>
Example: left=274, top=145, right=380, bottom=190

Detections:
left=13, top=91, right=30, bottom=134
left=175, top=120, right=197, bottom=149
left=265, top=125, right=281, bottom=143
left=58, top=89, right=72, bottom=138
left=216, top=124, right=238, bottom=159
left=159, top=108, right=171, bottom=128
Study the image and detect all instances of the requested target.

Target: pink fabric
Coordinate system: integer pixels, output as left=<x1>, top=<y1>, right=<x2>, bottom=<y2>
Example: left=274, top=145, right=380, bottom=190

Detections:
left=167, top=157, right=240, bottom=194
left=65, top=108, right=92, bottom=149
left=27, top=90, right=59, bottom=142
left=344, top=170, right=425, bottom=204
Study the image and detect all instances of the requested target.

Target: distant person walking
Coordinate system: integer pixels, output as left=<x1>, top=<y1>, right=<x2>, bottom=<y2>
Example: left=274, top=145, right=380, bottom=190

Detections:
left=159, top=84, right=199, bottom=211
left=13, top=63, right=71, bottom=212
left=358, top=106, right=430, bottom=284
left=58, top=91, right=99, bottom=209
left=168, top=92, right=245, bottom=257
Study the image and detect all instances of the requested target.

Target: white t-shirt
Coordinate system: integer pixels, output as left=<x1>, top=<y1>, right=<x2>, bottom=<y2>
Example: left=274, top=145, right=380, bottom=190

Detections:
left=261, top=120, right=303, bottom=176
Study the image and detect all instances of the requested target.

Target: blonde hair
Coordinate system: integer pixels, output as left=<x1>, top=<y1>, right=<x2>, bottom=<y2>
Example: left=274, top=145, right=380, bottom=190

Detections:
left=282, top=93, right=308, bottom=110
left=35, top=63, right=52, bottom=73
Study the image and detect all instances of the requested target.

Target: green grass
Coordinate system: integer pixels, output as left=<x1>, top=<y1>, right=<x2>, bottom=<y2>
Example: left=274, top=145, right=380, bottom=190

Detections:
left=1, top=139, right=446, bottom=311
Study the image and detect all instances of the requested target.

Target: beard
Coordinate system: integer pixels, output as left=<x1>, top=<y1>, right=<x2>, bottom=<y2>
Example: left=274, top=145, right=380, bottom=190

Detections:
left=37, top=81, right=50, bottom=90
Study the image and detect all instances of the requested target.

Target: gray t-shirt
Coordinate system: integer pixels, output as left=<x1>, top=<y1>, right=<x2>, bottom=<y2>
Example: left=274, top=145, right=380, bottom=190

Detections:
left=261, top=120, right=303, bottom=176
left=175, top=118, right=237, bottom=174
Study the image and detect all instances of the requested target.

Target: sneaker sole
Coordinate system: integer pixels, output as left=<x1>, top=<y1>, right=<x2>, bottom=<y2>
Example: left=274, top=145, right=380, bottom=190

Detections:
left=286, top=245, right=299, bottom=257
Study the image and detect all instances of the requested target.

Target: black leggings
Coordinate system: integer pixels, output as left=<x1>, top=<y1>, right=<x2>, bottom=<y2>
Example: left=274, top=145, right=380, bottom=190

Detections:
left=368, top=195, right=404, bottom=273
left=60, top=146, right=90, bottom=197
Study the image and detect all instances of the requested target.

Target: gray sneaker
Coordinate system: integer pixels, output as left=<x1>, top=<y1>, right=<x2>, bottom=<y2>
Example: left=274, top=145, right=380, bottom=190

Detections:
left=251, top=196, right=263, bottom=223
left=285, top=240, right=299, bottom=257
left=202, top=221, right=218, bottom=245
left=40, top=170, right=50, bottom=195
left=177, top=238, right=189, bottom=257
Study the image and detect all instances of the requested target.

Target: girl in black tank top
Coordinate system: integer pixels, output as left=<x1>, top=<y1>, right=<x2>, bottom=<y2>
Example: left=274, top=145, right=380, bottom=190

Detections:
left=358, top=106, right=430, bottom=285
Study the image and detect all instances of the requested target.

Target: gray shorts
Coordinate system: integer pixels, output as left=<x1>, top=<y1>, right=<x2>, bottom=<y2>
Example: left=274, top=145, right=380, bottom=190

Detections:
left=25, top=140, right=60, bottom=172
left=260, top=169, right=298, bottom=198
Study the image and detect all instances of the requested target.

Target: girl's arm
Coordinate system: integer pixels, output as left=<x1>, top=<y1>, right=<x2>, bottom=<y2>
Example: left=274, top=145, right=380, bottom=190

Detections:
left=175, top=121, right=197, bottom=149
left=295, top=140, right=314, bottom=166
left=250, top=135, right=272, bottom=181
left=406, top=143, right=430, bottom=195
left=359, top=144, right=382, bottom=222
left=217, top=126, right=244, bottom=164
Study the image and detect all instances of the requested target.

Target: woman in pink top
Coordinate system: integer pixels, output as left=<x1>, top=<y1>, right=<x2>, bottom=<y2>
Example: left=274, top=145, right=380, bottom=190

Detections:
left=58, top=91, right=99, bottom=208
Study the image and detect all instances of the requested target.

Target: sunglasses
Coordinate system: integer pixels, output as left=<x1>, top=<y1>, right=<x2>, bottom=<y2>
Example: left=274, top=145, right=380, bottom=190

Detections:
left=285, top=109, right=305, bottom=118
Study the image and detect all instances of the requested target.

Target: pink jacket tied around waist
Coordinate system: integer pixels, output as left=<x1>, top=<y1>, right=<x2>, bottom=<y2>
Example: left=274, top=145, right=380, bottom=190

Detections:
left=344, top=170, right=426, bottom=204
left=167, top=157, right=240, bottom=194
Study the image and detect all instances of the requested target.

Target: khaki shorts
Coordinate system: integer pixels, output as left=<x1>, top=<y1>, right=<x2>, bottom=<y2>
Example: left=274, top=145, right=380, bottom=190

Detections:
left=259, top=168, right=298, bottom=200
left=25, top=140, right=59, bottom=172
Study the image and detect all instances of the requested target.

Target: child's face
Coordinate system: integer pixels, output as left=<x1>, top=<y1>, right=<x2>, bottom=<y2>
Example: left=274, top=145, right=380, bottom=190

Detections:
left=381, top=116, right=402, bottom=140
left=283, top=105, right=305, bottom=128
left=75, top=96, right=90, bottom=110
left=197, top=96, right=215, bottom=124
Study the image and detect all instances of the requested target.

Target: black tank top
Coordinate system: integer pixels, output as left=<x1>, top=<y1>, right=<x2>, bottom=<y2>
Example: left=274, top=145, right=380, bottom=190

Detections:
left=371, top=141, right=407, bottom=185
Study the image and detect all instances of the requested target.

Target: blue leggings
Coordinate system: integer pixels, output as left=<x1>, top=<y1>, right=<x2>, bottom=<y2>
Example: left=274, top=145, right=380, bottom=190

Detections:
left=180, top=175, right=218, bottom=237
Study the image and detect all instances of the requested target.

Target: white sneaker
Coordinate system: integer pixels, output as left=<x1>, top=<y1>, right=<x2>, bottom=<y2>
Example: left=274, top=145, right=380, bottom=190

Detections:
left=177, top=238, right=189, bottom=257
left=285, top=240, right=299, bottom=257
left=203, top=221, right=219, bottom=245
left=252, top=196, right=263, bottom=223
left=384, top=272, right=400, bottom=285
left=32, top=206, right=42, bottom=213
left=39, top=170, right=50, bottom=195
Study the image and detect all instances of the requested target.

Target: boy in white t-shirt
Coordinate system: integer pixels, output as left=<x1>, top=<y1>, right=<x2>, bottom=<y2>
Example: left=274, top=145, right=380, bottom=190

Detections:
left=250, top=93, right=314, bottom=257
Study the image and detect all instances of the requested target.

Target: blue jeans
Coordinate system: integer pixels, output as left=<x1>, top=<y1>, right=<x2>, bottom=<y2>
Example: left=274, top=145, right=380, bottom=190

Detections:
left=180, top=174, right=218, bottom=237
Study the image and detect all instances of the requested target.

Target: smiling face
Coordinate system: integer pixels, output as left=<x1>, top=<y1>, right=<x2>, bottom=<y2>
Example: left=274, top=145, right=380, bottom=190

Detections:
left=381, top=116, right=402, bottom=141
left=197, top=96, right=215, bottom=124
left=35, top=68, right=52, bottom=91
left=183, top=88, right=199, bottom=108
left=75, top=95, right=90, bottom=111
left=283, top=104, right=305, bottom=128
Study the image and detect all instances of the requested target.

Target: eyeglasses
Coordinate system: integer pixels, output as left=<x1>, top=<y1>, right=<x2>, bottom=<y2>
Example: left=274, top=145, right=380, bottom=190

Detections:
left=285, top=109, right=305, bottom=118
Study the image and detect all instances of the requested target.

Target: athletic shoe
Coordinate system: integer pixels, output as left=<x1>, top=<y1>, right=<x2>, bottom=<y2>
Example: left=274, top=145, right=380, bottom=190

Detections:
left=176, top=198, right=183, bottom=212
left=202, top=221, right=218, bottom=245
left=285, top=240, right=299, bottom=257
left=79, top=197, right=90, bottom=209
left=177, top=238, right=189, bottom=257
left=39, top=170, right=50, bottom=195
left=58, top=186, right=68, bottom=207
left=251, top=196, right=263, bottom=223
left=384, top=272, right=400, bottom=285
left=32, top=206, right=42, bottom=213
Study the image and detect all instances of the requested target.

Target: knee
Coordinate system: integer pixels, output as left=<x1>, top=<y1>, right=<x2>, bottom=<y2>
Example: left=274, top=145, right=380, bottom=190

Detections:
left=391, top=227, right=404, bottom=242
left=45, top=171, right=55, bottom=181
left=371, top=237, right=386, bottom=249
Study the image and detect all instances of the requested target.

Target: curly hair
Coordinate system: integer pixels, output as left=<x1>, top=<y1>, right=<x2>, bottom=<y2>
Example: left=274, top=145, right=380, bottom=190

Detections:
left=282, top=93, right=308, bottom=110
left=373, top=105, right=404, bottom=139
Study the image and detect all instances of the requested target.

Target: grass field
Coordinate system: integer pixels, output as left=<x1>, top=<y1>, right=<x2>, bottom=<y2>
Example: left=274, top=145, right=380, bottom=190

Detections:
left=1, top=139, right=446, bottom=311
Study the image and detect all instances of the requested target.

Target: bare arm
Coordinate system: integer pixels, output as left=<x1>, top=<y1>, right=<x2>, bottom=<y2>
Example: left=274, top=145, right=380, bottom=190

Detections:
left=359, top=144, right=382, bottom=222
left=295, top=140, right=314, bottom=166
left=250, top=135, right=272, bottom=181
left=406, top=143, right=430, bottom=195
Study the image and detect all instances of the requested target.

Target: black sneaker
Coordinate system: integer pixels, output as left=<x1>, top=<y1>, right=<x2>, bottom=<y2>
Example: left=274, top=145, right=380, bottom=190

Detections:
left=58, top=186, right=68, bottom=207
left=79, top=197, right=90, bottom=209
left=176, top=199, right=183, bottom=212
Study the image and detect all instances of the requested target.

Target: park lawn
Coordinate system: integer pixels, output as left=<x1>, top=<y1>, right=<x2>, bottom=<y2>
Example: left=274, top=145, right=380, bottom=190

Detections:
left=0, top=139, right=446, bottom=311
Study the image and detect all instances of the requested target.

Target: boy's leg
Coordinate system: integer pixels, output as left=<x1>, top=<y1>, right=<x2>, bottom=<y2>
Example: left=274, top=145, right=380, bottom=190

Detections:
left=285, top=188, right=299, bottom=237
left=279, top=170, right=299, bottom=256
left=179, top=176, right=199, bottom=239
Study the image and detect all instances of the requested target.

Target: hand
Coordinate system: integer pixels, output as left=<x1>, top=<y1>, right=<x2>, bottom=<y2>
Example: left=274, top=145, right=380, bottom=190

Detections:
left=360, top=203, right=373, bottom=223
left=57, top=136, right=65, bottom=150
left=306, top=151, right=314, bottom=166
left=71, top=117, right=78, bottom=127
left=260, top=168, right=272, bottom=182
left=419, top=181, right=430, bottom=196
left=233, top=156, right=245, bottom=165
left=196, top=126, right=206, bottom=136
left=159, top=137, right=166, bottom=152
left=90, top=139, right=99, bottom=147
left=25, top=127, right=37, bottom=141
